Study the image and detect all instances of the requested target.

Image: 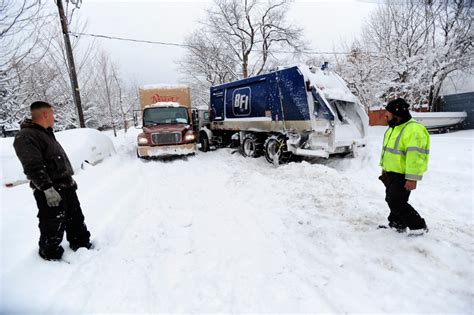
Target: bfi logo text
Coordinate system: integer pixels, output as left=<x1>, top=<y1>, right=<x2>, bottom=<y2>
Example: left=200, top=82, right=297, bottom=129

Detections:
left=234, top=94, right=249, bottom=111
left=232, top=87, right=251, bottom=116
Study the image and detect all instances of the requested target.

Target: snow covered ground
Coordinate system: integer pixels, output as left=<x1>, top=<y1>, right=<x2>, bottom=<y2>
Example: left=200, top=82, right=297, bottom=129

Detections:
left=0, top=126, right=472, bottom=313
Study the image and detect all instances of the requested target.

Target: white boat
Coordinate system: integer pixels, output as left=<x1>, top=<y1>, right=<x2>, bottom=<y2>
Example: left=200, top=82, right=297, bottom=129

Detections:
left=410, top=111, right=467, bottom=130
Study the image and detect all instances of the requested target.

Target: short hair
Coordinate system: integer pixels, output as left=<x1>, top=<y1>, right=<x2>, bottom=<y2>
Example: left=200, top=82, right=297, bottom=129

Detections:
left=30, top=101, right=52, bottom=111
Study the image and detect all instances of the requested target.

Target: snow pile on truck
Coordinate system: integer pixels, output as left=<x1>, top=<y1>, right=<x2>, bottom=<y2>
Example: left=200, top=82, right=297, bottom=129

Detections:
left=135, top=85, right=196, bottom=158
left=199, top=64, right=368, bottom=164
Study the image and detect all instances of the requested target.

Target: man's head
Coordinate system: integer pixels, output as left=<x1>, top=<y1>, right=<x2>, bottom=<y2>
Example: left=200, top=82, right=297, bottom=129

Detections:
left=31, top=101, right=55, bottom=128
left=385, top=98, right=411, bottom=127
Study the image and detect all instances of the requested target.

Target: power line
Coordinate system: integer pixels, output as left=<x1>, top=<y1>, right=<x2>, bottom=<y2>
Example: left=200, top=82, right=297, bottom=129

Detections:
left=69, top=31, right=356, bottom=55
left=69, top=31, right=191, bottom=48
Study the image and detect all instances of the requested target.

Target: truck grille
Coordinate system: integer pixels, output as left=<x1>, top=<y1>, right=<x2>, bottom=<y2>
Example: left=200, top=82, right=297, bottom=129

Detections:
left=151, top=132, right=182, bottom=145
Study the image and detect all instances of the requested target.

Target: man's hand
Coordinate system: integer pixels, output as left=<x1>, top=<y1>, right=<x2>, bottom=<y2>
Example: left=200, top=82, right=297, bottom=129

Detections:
left=404, top=180, right=417, bottom=191
left=44, top=187, right=62, bottom=207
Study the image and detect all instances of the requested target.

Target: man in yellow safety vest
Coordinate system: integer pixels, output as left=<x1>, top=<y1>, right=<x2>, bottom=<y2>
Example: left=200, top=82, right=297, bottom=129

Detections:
left=379, top=98, right=430, bottom=234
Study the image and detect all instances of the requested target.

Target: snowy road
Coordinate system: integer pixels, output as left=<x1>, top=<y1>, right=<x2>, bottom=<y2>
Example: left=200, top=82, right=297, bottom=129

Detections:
left=1, top=127, right=473, bottom=313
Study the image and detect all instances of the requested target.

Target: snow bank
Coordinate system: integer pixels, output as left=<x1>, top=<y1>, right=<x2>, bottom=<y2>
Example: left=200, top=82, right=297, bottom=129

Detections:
left=0, top=128, right=115, bottom=186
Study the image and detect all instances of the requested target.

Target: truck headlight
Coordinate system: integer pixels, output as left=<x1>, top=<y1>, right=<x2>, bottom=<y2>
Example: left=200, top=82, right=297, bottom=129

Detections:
left=184, top=131, right=195, bottom=141
left=138, top=136, right=149, bottom=145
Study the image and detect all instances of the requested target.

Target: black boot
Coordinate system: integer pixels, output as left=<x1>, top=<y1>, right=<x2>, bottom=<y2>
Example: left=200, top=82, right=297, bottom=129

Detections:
left=39, top=246, right=64, bottom=261
left=408, top=222, right=429, bottom=236
left=70, top=242, right=93, bottom=252
left=388, top=221, right=407, bottom=233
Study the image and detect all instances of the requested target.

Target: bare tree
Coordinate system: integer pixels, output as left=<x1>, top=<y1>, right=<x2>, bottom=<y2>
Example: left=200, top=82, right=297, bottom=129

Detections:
left=178, top=0, right=306, bottom=105
left=426, top=0, right=473, bottom=110
left=361, top=0, right=433, bottom=106
left=97, top=52, right=117, bottom=136
left=0, top=1, right=103, bottom=129
left=0, top=0, right=55, bottom=127
left=178, top=28, right=239, bottom=107
left=112, top=67, right=128, bottom=133
left=0, top=1, right=135, bottom=132
left=348, top=0, right=473, bottom=109
left=333, top=43, right=385, bottom=110
left=0, top=0, right=52, bottom=70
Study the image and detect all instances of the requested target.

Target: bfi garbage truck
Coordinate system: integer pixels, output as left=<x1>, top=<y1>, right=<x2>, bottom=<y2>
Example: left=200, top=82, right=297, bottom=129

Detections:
left=135, top=85, right=196, bottom=158
left=199, top=65, right=368, bottom=164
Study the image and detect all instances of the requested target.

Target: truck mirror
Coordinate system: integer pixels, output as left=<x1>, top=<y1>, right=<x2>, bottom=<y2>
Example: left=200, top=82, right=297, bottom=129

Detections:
left=133, top=110, right=142, bottom=129
left=192, top=110, right=198, bottom=125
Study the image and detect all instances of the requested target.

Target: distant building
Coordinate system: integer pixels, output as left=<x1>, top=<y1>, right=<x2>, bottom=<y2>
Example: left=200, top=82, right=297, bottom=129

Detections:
left=368, top=70, right=473, bottom=128
left=439, top=70, right=474, bottom=129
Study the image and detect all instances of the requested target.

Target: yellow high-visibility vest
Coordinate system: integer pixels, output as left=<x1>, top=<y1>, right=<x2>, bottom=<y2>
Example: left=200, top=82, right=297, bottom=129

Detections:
left=380, top=118, right=430, bottom=180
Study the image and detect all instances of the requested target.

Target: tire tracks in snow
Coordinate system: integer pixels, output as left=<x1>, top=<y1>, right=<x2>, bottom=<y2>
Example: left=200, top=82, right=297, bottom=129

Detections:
left=47, top=156, right=158, bottom=313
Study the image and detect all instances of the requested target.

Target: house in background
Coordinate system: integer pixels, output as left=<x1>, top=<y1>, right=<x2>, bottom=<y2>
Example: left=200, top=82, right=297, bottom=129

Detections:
left=368, top=70, right=473, bottom=129
left=367, top=104, right=387, bottom=126
left=439, top=70, right=474, bottom=130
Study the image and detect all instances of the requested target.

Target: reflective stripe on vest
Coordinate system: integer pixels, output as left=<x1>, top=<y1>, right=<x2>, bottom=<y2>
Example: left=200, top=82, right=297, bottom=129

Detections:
left=384, top=146, right=430, bottom=155
left=393, top=121, right=415, bottom=150
left=406, top=147, right=430, bottom=154
left=405, top=173, right=423, bottom=180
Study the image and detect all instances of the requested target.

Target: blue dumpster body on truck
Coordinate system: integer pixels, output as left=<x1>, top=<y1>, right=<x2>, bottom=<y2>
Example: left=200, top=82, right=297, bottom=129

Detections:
left=212, top=66, right=317, bottom=122
left=201, top=65, right=368, bottom=162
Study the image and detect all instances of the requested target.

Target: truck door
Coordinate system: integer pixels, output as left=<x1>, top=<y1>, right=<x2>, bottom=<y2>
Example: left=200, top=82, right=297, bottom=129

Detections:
left=210, top=89, right=224, bottom=121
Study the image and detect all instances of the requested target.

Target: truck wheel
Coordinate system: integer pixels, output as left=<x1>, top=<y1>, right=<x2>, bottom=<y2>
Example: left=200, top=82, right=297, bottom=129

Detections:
left=264, top=135, right=292, bottom=165
left=200, top=132, right=210, bottom=152
left=242, top=134, right=261, bottom=157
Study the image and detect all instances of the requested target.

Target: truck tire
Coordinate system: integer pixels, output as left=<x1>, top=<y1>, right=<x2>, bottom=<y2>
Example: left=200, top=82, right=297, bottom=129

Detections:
left=200, top=132, right=210, bottom=152
left=242, top=134, right=261, bottom=158
left=264, top=135, right=292, bottom=165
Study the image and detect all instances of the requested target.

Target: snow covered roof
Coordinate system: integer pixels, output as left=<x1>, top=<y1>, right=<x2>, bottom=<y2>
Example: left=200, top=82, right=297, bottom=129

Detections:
left=140, top=84, right=189, bottom=90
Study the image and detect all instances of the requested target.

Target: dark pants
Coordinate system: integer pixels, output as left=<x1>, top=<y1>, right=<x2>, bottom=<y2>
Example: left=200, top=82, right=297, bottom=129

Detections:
left=383, top=172, right=426, bottom=230
left=33, top=186, right=91, bottom=259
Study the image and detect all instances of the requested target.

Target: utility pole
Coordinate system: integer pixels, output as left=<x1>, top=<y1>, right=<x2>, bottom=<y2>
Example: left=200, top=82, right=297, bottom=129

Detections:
left=56, top=0, right=85, bottom=128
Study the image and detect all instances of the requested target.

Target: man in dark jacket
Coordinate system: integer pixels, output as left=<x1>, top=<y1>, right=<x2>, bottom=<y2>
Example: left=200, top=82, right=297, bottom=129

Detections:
left=13, top=101, right=92, bottom=261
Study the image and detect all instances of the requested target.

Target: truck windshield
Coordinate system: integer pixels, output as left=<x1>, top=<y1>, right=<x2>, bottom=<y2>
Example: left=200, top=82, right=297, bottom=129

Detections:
left=143, top=107, right=189, bottom=126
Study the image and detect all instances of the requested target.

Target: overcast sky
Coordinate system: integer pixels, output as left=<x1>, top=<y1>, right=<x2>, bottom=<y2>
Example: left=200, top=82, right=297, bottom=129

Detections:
left=76, top=0, right=379, bottom=86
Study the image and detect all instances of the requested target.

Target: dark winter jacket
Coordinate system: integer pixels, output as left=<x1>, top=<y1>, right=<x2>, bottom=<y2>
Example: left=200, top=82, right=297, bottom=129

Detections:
left=13, top=119, right=75, bottom=191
